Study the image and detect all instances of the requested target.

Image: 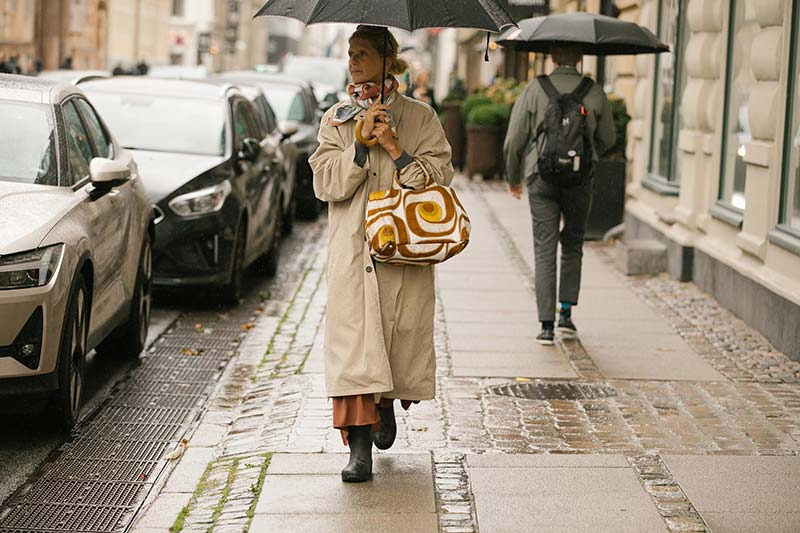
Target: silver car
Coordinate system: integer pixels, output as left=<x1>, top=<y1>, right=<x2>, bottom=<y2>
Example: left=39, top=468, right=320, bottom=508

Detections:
left=0, top=75, right=153, bottom=430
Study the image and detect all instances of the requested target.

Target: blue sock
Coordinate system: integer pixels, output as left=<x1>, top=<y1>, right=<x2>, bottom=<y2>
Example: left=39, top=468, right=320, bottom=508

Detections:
left=560, top=302, right=571, bottom=314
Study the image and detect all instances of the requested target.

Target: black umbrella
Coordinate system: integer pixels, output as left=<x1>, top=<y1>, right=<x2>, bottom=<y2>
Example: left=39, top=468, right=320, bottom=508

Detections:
left=496, top=12, right=668, bottom=55
left=254, top=0, right=516, bottom=33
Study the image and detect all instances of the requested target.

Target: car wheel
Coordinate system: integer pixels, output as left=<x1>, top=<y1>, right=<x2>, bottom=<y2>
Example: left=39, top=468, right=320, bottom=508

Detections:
left=220, top=220, right=246, bottom=305
left=96, top=234, right=153, bottom=359
left=258, top=203, right=283, bottom=278
left=49, top=274, right=89, bottom=432
left=295, top=160, right=319, bottom=220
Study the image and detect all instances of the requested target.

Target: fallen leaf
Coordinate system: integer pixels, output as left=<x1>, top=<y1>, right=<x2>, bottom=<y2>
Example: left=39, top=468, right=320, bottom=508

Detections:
left=515, top=377, right=532, bottom=382
left=194, top=323, right=203, bottom=332
left=164, top=438, right=189, bottom=460
left=181, top=348, right=201, bottom=356
left=241, top=322, right=255, bottom=332
left=217, top=313, right=229, bottom=321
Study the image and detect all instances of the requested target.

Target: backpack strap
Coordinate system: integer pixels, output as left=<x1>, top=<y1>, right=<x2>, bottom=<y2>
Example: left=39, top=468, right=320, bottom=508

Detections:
left=571, top=76, right=594, bottom=101
left=537, top=75, right=560, bottom=101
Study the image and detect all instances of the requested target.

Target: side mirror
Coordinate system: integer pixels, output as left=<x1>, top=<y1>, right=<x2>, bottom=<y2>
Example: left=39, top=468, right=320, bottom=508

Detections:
left=318, top=99, right=334, bottom=113
left=278, top=120, right=300, bottom=140
left=90, top=158, right=131, bottom=189
left=238, top=137, right=262, bottom=162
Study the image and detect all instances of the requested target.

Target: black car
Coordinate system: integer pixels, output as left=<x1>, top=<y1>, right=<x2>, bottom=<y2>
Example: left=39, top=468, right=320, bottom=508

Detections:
left=209, top=77, right=298, bottom=234
left=80, top=77, right=283, bottom=303
left=214, top=71, right=323, bottom=219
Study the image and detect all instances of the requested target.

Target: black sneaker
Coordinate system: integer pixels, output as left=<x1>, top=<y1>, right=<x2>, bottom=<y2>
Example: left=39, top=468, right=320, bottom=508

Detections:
left=536, top=326, right=555, bottom=346
left=558, top=311, right=577, bottom=336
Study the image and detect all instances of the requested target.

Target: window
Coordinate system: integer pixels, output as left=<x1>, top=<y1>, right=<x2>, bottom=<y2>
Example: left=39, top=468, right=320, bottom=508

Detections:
left=233, top=101, right=260, bottom=146
left=63, top=101, right=93, bottom=183
left=647, top=0, right=688, bottom=190
left=0, top=101, right=57, bottom=185
left=779, top=2, right=800, bottom=236
left=718, top=0, right=757, bottom=212
left=74, top=98, right=111, bottom=159
left=172, top=0, right=184, bottom=17
left=262, top=98, right=278, bottom=133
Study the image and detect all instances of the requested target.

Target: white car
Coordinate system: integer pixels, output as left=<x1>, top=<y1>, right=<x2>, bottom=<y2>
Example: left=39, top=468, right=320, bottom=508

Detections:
left=0, top=75, right=154, bottom=430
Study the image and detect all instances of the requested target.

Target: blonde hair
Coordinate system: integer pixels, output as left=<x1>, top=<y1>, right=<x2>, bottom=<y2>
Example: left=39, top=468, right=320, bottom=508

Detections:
left=349, top=25, right=409, bottom=76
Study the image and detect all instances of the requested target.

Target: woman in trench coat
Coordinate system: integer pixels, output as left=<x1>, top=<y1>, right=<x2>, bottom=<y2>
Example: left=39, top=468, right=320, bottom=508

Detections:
left=309, top=25, right=454, bottom=483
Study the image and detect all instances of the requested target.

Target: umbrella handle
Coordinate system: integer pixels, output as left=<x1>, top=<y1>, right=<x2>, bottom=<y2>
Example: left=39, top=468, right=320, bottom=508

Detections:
left=355, top=119, right=379, bottom=147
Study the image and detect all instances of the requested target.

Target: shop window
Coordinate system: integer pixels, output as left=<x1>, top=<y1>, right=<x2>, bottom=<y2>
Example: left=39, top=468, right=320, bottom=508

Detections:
left=646, top=0, right=688, bottom=193
left=778, top=2, right=800, bottom=239
left=718, top=0, right=758, bottom=214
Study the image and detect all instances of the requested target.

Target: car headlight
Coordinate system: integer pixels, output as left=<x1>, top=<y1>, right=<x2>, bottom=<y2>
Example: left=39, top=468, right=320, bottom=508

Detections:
left=169, top=181, right=232, bottom=217
left=0, top=244, right=64, bottom=290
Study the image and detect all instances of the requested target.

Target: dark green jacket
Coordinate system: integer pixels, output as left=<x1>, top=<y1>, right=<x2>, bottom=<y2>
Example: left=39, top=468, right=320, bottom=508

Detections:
left=504, top=66, right=616, bottom=186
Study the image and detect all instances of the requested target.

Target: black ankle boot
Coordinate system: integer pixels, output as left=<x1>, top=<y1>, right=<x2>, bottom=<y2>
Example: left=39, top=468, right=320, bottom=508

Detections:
left=372, top=401, right=397, bottom=450
left=342, top=425, right=373, bottom=483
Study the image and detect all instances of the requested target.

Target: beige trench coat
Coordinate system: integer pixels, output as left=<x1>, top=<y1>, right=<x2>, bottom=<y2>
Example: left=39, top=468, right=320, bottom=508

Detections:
left=309, top=95, right=454, bottom=400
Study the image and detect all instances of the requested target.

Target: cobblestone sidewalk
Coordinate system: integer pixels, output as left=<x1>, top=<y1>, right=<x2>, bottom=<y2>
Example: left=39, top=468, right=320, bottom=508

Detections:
left=137, top=179, right=800, bottom=533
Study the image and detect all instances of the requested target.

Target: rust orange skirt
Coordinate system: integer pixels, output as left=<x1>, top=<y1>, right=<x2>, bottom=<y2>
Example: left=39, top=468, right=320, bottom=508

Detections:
left=333, top=394, right=419, bottom=445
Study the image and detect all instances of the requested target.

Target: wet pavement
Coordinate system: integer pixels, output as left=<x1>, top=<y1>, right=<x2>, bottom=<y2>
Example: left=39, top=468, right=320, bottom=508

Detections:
left=4, top=178, right=800, bottom=532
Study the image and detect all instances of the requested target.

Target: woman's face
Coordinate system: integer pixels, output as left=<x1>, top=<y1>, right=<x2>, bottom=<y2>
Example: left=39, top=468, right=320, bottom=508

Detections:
left=348, top=37, right=389, bottom=84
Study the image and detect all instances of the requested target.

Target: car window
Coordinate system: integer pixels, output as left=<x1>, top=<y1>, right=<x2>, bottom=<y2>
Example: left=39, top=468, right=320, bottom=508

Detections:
left=63, top=100, right=93, bottom=182
left=262, top=100, right=277, bottom=133
left=253, top=95, right=271, bottom=133
left=233, top=100, right=260, bottom=145
left=74, top=98, right=111, bottom=159
left=264, top=85, right=307, bottom=123
left=0, top=101, right=58, bottom=185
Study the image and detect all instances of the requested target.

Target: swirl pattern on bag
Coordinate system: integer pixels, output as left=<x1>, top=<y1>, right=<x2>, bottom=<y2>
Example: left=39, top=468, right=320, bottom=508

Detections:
left=365, top=171, right=471, bottom=265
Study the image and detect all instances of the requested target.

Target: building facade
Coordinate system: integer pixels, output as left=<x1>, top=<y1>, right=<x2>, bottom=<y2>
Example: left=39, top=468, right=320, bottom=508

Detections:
left=626, top=0, right=800, bottom=359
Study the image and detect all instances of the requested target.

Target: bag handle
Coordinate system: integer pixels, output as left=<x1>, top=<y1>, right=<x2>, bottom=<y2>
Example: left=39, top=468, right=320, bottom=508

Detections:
left=393, top=158, right=435, bottom=189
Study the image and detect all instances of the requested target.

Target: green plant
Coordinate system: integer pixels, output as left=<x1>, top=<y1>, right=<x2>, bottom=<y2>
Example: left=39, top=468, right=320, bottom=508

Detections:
left=461, top=94, right=493, bottom=121
left=607, top=95, right=631, bottom=160
left=467, top=103, right=504, bottom=126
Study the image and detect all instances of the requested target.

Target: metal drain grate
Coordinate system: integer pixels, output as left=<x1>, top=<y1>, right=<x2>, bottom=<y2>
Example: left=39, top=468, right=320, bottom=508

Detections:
left=75, top=423, right=184, bottom=442
left=12, top=481, right=145, bottom=507
left=59, top=439, right=170, bottom=462
left=41, top=459, right=161, bottom=482
left=155, top=335, right=239, bottom=351
left=89, top=406, right=194, bottom=426
left=109, top=391, right=205, bottom=410
left=125, top=379, right=211, bottom=397
left=487, top=382, right=617, bottom=400
left=0, top=502, right=132, bottom=532
left=131, top=366, right=221, bottom=383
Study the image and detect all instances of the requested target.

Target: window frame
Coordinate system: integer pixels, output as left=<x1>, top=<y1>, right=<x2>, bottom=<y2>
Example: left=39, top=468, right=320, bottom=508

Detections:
left=643, top=0, right=687, bottom=196
left=770, top=0, right=800, bottom=254
left=73, top=96, right=114, bottom=161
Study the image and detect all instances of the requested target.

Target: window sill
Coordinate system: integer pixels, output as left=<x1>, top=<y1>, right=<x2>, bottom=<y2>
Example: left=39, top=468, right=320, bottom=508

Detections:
left=642, top=174, right=680, bottom=196
left=768, top=226, right=800, bottom=256
left=710, top=202, right=744, bottom=229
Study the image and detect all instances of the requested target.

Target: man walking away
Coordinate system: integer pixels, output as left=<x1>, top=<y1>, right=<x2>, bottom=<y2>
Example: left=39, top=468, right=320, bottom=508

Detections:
left=504, top=44, right=615, bottom=346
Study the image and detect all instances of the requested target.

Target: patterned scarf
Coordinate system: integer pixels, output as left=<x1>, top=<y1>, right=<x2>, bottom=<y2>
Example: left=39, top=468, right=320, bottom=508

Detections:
left=329, top=76, right=399, bottom=129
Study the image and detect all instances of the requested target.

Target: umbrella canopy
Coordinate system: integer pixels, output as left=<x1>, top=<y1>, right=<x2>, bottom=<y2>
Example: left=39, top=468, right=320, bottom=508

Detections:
left=496, top=12, right=668, bottom=55
left=254, top=0, right=517, bottom=33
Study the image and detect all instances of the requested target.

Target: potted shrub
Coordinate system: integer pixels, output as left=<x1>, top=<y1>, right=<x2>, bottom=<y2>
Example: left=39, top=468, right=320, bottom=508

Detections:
left=586, top=94, right=631, bottom=240
left=442, top=96, right=466, bottom=171
left=466, top=103, right=504, bottom=180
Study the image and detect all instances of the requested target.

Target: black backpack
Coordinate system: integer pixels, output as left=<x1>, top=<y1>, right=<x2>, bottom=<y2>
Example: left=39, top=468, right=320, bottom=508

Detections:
left=535, top=75, right=595, bottom=187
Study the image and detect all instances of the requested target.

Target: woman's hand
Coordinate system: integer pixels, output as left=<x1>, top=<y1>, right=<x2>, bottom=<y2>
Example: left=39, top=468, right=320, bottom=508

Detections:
left=361, top=102, right=391, bottom=140
left=373, top=123, right=403, bottom=159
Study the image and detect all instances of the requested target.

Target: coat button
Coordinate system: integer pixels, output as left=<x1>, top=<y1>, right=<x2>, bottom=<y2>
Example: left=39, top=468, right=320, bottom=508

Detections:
left=366, top=266, right=373, bottom=273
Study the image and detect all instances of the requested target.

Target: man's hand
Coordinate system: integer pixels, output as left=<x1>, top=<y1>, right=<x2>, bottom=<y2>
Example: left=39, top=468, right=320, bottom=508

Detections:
left=508, top=184, right=523, bottom=199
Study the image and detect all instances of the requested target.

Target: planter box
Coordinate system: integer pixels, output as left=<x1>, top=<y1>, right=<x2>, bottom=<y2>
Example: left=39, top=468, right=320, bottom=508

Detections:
left=586, top=159, right=626, bottom=240
left=466, top=124, right=502, bottom=179
left=442, top=101, right=465, bottom=171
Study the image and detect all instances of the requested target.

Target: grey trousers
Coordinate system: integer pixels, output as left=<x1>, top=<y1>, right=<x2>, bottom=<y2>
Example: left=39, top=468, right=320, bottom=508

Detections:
left=527, top=176, right=593, bottom=322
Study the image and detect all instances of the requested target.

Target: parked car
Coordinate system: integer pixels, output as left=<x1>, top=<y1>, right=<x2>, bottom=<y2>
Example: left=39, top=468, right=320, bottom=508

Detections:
left=281, top=54, right=349, bottom=108
left=0, top=75, right=154, bottom=429
left=38, top=69, right=110, bottom=85
left=209, top=76, right=298, bottom=234
left=214, top=71, right=323, bottom=219
left=80, top=77, right=284, bottom=303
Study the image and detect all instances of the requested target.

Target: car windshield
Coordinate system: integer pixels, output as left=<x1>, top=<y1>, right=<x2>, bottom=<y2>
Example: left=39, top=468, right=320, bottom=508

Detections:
left=264, top=85, right=306, bottom=122
left=85, top=92, right=226, bottom=156
left=0, top=101, right=57, bottom=185
left=283, top=59, right=347, bottom=90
